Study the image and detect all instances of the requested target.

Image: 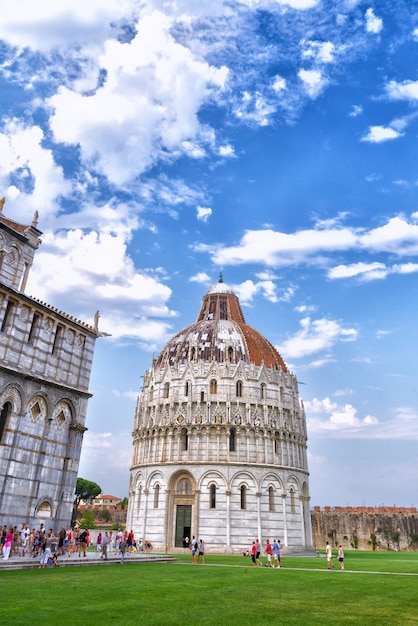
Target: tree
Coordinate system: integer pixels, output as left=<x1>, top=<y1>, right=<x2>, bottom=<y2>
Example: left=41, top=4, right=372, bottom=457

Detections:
left=79, top=509, right=96, bottom=529
left=72, top=477, right=101, bottom=525
left=75, top=477, right=101, bottom=506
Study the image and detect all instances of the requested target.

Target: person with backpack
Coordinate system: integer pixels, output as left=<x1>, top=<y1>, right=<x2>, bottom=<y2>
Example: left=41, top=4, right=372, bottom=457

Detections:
left=191, top=536, right=198, bottom=564
left=78, top=529, right=88, bottom=557
left=198, top=539, right=205, bottom=564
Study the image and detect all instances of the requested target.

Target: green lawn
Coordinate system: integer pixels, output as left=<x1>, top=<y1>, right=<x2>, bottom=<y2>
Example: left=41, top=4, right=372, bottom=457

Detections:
left=1, top=551, right=417, bottom=625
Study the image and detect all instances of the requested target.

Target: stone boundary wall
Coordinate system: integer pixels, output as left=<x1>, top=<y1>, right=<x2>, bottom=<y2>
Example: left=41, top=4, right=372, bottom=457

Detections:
left=311, top=506, right=418, bottom=551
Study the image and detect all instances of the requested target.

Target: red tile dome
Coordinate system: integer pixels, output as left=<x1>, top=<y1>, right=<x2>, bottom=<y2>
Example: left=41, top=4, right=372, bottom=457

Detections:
left=155, top=276, right=287, bottom=371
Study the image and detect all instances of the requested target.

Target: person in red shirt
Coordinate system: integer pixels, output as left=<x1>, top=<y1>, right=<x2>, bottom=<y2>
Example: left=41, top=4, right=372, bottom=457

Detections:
left=265, top=539, right=273, bottom=567
left=251, top=541, right=257, bottom=567
left=127, top=530, right=134, bottom=553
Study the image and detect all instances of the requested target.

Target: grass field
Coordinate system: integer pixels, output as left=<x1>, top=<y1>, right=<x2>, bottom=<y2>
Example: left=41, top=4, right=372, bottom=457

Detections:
left=1, top=551, right=417, bottom=625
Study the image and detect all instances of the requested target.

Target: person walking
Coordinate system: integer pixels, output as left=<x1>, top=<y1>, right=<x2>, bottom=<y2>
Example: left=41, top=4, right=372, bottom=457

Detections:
left=120, top=538, right=127, bottom=564
left=326, top=541, right=334, bottom=569
left=272, top=539, right=281, bottom=568
left=2, top=528, right=13, bottom=560
left=251, top=541, right=258, bottom=567
left=191, top=536, right=198, bottom=564
left=39, top=529, right=55, bottom=568
left=265, top=539, right=273, bottom=567
left=101, top=532, right=109, bottom=560
left=255, top=539, right=262, bottom=567
left=57, top=527, right=66, bottom=556
left=337, top=545, right=345, bottom=570
left=78, top=529, right=88, bottom=557
left=198, top=539, right=205, bottom=564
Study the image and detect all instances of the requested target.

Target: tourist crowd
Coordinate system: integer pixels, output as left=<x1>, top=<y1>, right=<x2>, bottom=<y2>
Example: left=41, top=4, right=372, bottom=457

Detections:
left=1, top=523, right=150, bottom=567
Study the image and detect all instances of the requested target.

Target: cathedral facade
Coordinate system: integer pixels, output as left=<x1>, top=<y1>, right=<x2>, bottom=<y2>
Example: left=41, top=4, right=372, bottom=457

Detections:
left=127, top=278, right=312, bottom=553
left=0, top=204, right=99, bottom=529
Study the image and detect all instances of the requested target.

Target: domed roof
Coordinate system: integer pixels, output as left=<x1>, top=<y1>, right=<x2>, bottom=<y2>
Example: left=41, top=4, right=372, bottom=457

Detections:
left=155, top=275, right=288, bottom=371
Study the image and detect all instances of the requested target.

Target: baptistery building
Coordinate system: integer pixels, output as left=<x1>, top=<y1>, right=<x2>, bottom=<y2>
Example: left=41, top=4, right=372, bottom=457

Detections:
left=127, top=277, right=312, bottom=553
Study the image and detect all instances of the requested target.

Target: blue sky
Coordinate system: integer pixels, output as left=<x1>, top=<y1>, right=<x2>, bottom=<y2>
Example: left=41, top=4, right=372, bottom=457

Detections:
left=1, top=0, right=418, bottom=507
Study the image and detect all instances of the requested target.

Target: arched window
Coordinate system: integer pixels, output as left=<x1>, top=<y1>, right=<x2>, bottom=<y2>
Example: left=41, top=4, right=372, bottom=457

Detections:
left=154, top=484, right=160, bottom=508
left=177, top=478, right=192, bottom=494
left=137, top=485, right=142, bottom=511
left=200, top=391, right=205, bottom=403
left=190, top=347, right=196, bottom=361
left=180, top=427, right=188, bottom=451
left=229, top=427, right=236, bottom=452
left=210, top=379, right=217, bottom=394
left=0, top=401, right=12, bottom=442
left=35, top=500, right=52, bottom=518
left=268, top=486, right=275, bottom=512
left=185, top=381, right=190, bottom=397
left=260, top=383, right=266, bottom=400
left=290, top=487, right=296, bottom=513
left=149, top=386, right=154, bottom=402
left=240, top=485, right=247, bottom=510
left=164, top=382, right=170, bottom=398
left=227, top=346, right=234, bottom=362
left=280, top=387, right=285, bottom=403
left=28, top=312, right=41, bottom=344
left=52, top=324, right=63, bottom=354
left=210, top=484, right=216, bottom=509
left=1, top=300, right=15, bottom=333
left=236, top=380, right=242, bottom=397
left=274, top=433, right=279, bottom=455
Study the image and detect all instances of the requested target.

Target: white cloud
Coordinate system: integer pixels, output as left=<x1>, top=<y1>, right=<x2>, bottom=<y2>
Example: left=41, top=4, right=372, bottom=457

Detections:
left=197, top=206, right=213, bottom=222
left=306, top=397, right=378, bottom=433
left=361, top=125, right=401, bottom=143
left=386, top=79, right=418, bottom=101
left=301, top=40, right=335, bottom=63
left=304, top=356, right=336, bottom=369
left=272, top=76, right=287, bottom=92
left=328, top=262, right=388, bottom=280
left=238, top=0, right=318, bottom=8
left=333, top=388, right=354, bottom=397
left=196, top=213, right=418, bottom=274
left=294, top=304, right=316, bottom=313
left=0, top=122, right=71, bottom=220
left=199, top=226, right=358, bottom=267
left=394, top=262, right=418, bottom=274
left=306, top=399, right=418, bottom=440
left=233, top=91, right=277, bottom=126
left=348, top=105, right=363, bottom=117
left=0, top=0, right=130, bottom=50
left=48, top=11, right=229, bottom=185
left=218, top=144, right=235, bottom=157
left=328, top=260, right=418, bottom=281
left=232, top=278, right=294, bottom=304
left=365, top=8, right=383, bottom=34
left=298, top=69, right=327, bottom=98
left=359, top=216, right=418, bottom=254
left=376, top=329, right=391, bottom=339
left=278, top=317, right=357, bottom=359
left=26, top=227, right=176, bottom=344
left=189, top=272, right=212, bottom=283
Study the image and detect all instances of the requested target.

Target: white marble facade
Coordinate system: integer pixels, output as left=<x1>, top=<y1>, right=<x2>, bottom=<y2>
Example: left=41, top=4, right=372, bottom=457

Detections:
left=0, top=205, right=98, bottom=529
left=127, top=279, right=313, bottom=553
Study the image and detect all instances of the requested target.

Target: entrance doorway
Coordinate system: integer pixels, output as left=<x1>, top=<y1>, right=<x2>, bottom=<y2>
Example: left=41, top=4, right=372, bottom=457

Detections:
left=175, top=504, right=191, bottom=547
